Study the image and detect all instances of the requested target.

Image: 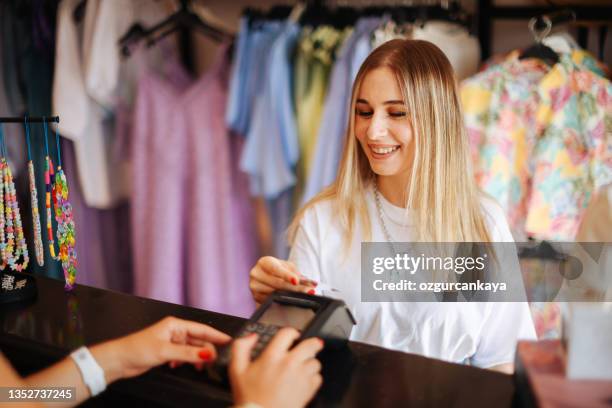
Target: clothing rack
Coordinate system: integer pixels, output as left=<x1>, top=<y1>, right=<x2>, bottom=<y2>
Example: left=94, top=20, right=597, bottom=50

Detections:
left=477, top=0, right=612, bottom=60
left=0, top=116, right=60, bottom=123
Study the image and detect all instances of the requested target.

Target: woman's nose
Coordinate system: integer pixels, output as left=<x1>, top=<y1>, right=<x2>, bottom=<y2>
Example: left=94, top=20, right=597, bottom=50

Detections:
left=367, top=114, right=388, bottom=140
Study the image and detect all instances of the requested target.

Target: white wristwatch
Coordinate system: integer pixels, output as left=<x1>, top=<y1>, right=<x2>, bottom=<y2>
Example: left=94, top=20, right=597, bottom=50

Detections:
left=70, top=346, right=107, bottom=396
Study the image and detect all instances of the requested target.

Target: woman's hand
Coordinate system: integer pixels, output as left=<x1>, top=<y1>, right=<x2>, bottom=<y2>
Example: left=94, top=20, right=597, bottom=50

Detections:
left=249, top=256, right=315, bottom=304
left=229, top=328, right=324, bottom=408
left=90, top=316, right=231, bottom=383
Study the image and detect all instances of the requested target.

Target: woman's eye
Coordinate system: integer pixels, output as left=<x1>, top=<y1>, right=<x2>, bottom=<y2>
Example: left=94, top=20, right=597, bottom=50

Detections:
left=356, top=110, right=373, bottom=118
left=389, top=111, right=407, bottom=118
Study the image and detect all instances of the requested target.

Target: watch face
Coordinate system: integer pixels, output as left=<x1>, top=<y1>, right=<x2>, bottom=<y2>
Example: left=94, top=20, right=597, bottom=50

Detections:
left=258, top=302, right=316, bottom=331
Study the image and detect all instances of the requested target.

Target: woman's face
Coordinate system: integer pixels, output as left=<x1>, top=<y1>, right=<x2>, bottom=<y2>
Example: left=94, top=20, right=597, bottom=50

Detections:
left=354, top=67, right=414, bottom=180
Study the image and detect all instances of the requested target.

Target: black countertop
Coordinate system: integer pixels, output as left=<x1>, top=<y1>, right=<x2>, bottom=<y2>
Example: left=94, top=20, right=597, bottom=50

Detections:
left=0, top=274, right=515, bottom=407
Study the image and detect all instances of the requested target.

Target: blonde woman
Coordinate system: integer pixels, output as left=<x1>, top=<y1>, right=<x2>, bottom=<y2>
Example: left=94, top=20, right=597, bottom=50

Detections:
left=249, top=39, right=536, bottom=373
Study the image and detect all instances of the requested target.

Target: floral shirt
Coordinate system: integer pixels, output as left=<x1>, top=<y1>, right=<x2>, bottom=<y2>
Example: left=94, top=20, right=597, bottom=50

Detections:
left=526, top=52, right=612, bottom=240
left=461, top=53, right=548, bottom=238
left=461, top=50, right=612, bottom=240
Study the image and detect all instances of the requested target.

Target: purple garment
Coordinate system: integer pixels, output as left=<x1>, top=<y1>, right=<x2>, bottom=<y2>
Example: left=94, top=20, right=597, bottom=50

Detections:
left=131, top=46, right=257, bottom=316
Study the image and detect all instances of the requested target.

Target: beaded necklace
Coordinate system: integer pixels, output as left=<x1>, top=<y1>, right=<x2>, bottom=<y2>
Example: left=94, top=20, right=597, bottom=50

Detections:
left=0, top=143, right=5, bottom=269
left=0, top=124, right=29, bottom=272
left=43, top=121, right=59, bottom=261
left=26, top=118, right=44, bottom=266
left=51, top=125, right=77, bottom=290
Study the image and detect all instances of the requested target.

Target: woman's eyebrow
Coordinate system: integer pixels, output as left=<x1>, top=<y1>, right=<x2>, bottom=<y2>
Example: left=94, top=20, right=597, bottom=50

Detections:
left=356, top=99, right=405, bottom=105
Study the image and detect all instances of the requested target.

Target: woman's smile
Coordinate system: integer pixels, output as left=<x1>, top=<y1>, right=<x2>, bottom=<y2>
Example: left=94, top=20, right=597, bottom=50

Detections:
left=368, top=143, right=401, bottom=159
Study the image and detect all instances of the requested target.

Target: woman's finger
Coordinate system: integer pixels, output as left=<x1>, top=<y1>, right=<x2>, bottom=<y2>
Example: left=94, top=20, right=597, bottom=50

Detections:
left=261, top=328, right=300, bottom=360
left=256, top=257, right=300, bottom=285
left=172, top=319, right=232, bottom=344
left=229, top=333, right=258, bottom=378
left=279, top=259, right=299, bottom=274
left=289, top=337, right=324, bottom=362
left=310, top=373, right=323, bottom=394
left=161, top=343, right=217, bottom=365
left=249, top=279, right=276, bottom=296
left=186, top=335, right=213, bottom=348
left=251, top=264, right=297, bottom=291
left=252, top=267, right=315, bottom=294
left=302, top=358, right=322, bottom=375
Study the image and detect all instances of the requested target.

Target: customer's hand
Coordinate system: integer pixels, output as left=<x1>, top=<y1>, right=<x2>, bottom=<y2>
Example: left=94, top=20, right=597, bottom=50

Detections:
left=91, top=316, right=231, bottom=382
left=249, top=256, right=315, bottom=304
left=229, top=328, right=324, bottom=408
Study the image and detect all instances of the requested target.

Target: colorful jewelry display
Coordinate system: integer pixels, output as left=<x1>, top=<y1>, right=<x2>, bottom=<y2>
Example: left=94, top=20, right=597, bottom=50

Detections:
left=51, top=125, right=77, bottom=290
left=26, top=118, right=44, bottom=266
left=0, top=116, right=77, bottom=288
left=0, top=124, right=29, bottom=272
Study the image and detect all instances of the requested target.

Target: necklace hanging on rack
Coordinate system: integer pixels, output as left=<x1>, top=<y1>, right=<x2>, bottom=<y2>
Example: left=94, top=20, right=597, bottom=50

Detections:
left=0, top=140, right=6, bottom=270
left=26, top=118, right=44, bottom=266
left=43, top=121, right=60, bottom=261
left=0, top=124, right=29, bottom=272
left=51, top=125, right=77, bottom=290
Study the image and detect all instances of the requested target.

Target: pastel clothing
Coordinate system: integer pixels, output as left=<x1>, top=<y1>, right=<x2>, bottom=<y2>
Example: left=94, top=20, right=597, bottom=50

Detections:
left=526, top=53, right=612, bottom=240
left=461, top=54, right=549, bottom=239
left=461, top=50, right=612, bottom=240
left=302, top=18, right=381, bottom=205
left=131, top=46, right=256, bottom=316
left=294, top=26, right=351, bottom=200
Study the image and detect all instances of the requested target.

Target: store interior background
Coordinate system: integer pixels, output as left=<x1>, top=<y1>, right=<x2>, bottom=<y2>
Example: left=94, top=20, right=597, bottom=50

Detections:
left=1, top=0, right=610, bottom=342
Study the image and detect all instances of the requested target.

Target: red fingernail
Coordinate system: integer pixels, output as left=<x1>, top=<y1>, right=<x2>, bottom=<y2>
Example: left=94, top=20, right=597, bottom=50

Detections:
left=291, top=277, right=298, bottom=285
left=308, top=289, right=315, bottom=295
left=318, top=338, right=324, bottom=346
left=198, top=349, right=213, bottom=361
left=169, top=361, right=176, bottom=369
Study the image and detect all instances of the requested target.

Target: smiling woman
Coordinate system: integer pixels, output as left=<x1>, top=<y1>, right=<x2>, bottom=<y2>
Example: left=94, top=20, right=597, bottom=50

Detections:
left=312, top=39, right=493, bottom=245
left=354, top=68, right=415, bottom=204
left=248, top=39, right=536, bottom=374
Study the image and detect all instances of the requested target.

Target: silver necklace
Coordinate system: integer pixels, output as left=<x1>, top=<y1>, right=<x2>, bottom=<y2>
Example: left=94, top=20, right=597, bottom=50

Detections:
left=373, top=181, right=396, bottom=244
left=373, top=181, right=412, bottom=278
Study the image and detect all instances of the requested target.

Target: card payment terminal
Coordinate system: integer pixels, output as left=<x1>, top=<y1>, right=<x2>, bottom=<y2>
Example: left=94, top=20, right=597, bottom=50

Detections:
left=209, top=290, right=356, bottom=381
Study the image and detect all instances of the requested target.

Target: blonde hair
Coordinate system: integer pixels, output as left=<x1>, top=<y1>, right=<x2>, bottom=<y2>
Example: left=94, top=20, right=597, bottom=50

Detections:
left=289, top=39, right=491, bottom=245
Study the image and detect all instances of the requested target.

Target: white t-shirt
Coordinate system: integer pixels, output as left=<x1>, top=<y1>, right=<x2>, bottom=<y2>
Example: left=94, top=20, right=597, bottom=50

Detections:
left=289, top=186, right=537, bottom=368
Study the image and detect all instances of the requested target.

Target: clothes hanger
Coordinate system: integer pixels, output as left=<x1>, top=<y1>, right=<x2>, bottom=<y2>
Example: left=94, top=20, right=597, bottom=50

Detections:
left=299, top=0, right=330, bottom=27
left=519, top=239, right=568, bottom=261
left=519, top=11, right=578, bottom=66
left=520, top=15, right=560, bottom=66
left=242, top=4, right=295, bottom=30
left=118, top=0, right=233, bottom=57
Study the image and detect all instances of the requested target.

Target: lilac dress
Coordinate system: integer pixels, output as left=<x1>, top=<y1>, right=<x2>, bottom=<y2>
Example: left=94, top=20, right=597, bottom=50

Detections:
left=131, top=46, right=257, bottom=316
